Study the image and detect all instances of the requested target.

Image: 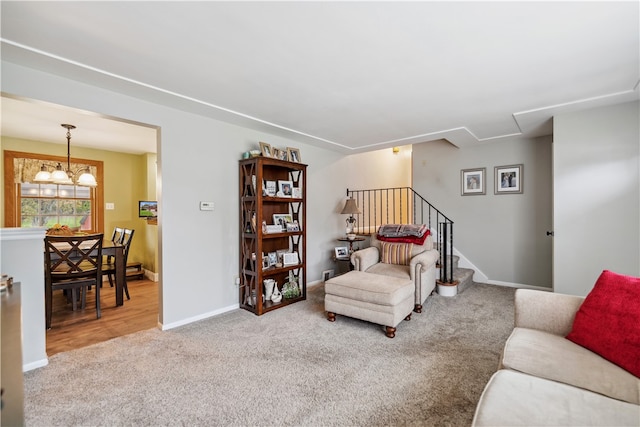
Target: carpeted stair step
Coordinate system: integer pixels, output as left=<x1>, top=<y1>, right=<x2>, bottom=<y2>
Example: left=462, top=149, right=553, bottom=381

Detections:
left=435, top=245, right=475, bottom=293
left=453, top=267, right=474, bottom=293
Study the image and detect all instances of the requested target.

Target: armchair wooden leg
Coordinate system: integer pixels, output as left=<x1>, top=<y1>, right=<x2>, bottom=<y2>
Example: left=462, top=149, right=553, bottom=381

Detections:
left=327, top=312, right=336, bottom=322
left=414, top=304, right=422, bottom=313
left=385, top=326, right=396, bottom=338
left=404, top=313, right=411, bottom=321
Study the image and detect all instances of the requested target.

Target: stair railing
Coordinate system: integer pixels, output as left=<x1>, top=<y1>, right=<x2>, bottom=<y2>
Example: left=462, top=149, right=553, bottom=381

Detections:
left=346, top=187, right=454, bottom=284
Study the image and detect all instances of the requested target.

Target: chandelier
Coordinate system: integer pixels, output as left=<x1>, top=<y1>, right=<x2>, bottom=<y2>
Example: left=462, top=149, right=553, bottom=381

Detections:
left=33, top=124, right=97, bottom=187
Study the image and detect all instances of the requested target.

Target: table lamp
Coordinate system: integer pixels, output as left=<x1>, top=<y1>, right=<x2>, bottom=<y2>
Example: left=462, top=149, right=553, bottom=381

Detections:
left=341, top=197, right=362, bottom=238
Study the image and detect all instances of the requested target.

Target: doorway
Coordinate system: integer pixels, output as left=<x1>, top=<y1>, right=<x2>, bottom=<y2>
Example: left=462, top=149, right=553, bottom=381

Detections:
left=1, top=94, right=162, bottom=354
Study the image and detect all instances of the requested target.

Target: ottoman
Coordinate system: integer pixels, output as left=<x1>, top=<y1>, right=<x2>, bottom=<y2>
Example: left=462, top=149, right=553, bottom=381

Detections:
left=325, top=270, right=414, bottom=338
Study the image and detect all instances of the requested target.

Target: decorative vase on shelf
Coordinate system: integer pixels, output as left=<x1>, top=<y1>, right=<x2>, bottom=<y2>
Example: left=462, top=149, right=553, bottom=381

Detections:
left=263, top=279, right=276, bottom=301
left=271, top=286, right=282, bottom=303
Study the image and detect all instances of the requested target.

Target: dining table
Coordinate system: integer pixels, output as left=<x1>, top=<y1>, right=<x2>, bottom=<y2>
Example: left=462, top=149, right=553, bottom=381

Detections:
left=48, top=237, right=126, bottom=306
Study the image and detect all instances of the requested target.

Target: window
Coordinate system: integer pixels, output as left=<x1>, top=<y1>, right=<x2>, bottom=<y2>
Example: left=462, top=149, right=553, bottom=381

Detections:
left=20, top=182, right=94, bottom=231
left=3, top=150, right=103, bottom=232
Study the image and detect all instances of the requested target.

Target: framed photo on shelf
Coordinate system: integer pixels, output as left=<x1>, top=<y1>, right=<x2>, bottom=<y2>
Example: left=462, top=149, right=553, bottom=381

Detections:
left=286, top=221, right=300, bottom=232
left=259, top=141, right=272, bottom=158
left=272, top=148, right=288, bottom=161
left=495, top=164, right=523, bottom=194
left=276, top=249, right=289, bottom=263
left=287, top=147, right=301, bottom=163
left=267, top=251, right=278, bottom=266
left=273, top=213, right=293, bottom=230
left=283, top=252, right=299, bottom=266
left=461, top=167, right=486, bottom=196
left=292, top=187, right=302, bottom=198
left=278, top=180, right=293, bottom=197
left=264, top=180, right=277, bottom=196
left=262, top=256, right=270, bottom=270
left=335, top=246, right=349, bottom=260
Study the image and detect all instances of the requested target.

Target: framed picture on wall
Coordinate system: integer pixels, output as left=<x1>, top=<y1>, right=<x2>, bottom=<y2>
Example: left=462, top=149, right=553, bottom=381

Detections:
left=495, top=164, right=523, bottom=194
left=461, top=168, right=486, bottom=196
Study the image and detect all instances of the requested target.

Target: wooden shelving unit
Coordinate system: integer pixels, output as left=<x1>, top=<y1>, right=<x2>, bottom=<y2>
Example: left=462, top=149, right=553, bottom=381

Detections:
left=239, top=156, right=307, bottom=315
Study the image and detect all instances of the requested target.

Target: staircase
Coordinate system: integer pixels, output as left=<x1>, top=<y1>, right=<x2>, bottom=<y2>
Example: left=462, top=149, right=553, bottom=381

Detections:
left=347, top=187, right=476, bottom=293
left=445, top=252, right=475, bottom=293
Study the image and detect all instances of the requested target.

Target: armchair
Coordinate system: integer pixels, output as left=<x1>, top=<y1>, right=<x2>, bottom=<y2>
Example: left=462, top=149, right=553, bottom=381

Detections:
left=351, top=234, right=439, bottom=313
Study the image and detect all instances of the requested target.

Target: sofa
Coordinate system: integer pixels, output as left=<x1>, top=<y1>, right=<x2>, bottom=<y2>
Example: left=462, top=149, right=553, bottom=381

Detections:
left=350, top=233, right=439, bottom=313
left=472, top=287, right=640, bottom=426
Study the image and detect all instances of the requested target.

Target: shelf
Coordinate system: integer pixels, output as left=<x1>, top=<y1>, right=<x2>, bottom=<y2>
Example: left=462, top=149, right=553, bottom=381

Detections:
left=239, top=156, right=307, bottom=316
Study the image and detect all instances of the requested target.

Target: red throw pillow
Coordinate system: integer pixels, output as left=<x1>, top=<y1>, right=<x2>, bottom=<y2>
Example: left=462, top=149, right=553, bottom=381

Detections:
left=566, top=270, right=640, bottom=377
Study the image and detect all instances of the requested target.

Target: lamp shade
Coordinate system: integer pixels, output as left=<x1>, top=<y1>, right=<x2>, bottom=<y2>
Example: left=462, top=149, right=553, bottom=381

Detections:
left=33, top=167, right=52, bottom=182
left=77, top=171, right=98, bottom=187
left=341, top=198, right=362, bottom=215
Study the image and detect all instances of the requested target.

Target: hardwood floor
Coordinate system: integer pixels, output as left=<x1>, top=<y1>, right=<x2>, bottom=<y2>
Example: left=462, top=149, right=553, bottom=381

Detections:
left=46, top=278, right=159, bottom=356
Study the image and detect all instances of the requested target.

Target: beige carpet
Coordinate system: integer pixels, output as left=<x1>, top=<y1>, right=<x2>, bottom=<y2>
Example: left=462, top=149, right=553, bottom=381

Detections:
left=24, top=282, right=515, bottom=426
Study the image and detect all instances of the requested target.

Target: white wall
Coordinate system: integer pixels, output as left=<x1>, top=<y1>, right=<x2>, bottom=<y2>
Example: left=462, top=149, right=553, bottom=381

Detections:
left=553, top=101, right=640, bottom=296
left=1, top=61, right=410, bottom=334
left=412, top=136, right=553, bottom=288
left=0, top=228, right=48, bottom=371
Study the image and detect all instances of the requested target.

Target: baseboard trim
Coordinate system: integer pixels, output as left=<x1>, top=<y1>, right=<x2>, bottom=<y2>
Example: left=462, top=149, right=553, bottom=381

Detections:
left=159, top=303, right=239, bottom=331
left=23, top=357, right=48, bottom=372
left=486, top=280, right=552, bottom=291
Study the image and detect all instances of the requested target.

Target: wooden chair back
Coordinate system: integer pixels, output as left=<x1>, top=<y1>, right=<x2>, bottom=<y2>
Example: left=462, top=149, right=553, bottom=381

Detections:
left=44, top=233, right=104, bottom=328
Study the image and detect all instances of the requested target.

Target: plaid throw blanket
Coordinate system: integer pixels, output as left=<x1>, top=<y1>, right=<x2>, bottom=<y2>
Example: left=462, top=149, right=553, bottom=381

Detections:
left=377, top=224, right=428, bottom=238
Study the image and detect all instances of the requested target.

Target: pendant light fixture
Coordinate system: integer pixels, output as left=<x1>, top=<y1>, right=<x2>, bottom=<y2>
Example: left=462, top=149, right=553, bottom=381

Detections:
left=33, top=124, right=98, bottom=187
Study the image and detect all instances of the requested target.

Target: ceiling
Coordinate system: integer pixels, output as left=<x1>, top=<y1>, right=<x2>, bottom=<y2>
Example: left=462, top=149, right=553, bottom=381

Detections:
left=1, top=2, right=638, bottom=155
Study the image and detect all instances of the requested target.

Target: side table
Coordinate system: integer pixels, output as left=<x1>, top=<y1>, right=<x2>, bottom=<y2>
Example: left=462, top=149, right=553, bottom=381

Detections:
left=337, top=236, right=366, bottom=254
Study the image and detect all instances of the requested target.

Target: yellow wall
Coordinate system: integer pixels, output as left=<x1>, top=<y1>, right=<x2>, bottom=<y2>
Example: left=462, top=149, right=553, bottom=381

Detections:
left=1, top=136, right=158, bottom=273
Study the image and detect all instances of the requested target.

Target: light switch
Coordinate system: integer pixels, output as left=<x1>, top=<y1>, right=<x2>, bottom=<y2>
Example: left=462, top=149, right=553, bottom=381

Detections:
left=200, top=201, right=215, bottom=211
left=106, top=203, right=115, bottom=210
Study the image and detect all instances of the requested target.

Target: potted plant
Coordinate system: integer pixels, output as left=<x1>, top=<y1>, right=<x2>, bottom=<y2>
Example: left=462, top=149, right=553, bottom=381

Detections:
left=281, top=271, right=301, bottom=299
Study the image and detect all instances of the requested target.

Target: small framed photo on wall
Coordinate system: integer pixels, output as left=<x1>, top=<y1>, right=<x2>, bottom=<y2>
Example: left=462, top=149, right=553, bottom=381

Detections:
left=495, top=164, right=523, bottom=194
left=461, top=167, right=486, bottom=196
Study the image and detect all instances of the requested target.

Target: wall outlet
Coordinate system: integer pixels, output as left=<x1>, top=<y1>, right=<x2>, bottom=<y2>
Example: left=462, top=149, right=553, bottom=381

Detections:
left=105, top=202, right=115, bottom=210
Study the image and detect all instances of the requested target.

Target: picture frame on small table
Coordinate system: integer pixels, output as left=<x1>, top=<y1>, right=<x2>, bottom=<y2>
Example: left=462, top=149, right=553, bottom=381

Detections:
left=335, top=246, right=349, bottom=260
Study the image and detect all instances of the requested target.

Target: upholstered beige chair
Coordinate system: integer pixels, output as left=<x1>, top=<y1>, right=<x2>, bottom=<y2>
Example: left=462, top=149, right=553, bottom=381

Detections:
left=351, top=234, right=439, bottom=313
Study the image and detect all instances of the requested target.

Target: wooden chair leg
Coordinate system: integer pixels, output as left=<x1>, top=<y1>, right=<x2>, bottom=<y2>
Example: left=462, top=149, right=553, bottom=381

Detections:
left=327, top=312, right=336, bottom=322
left=414, top=304, right=422, bottom=313
left=95, top=280, right=101, bottom=319
left=124, top=279, right=130, bottom=300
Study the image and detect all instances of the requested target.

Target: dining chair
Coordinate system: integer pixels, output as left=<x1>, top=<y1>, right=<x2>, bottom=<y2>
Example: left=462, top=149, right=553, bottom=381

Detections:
left=44, top=233, right=104, bottom=329
left=102, top=226, right=124, bottom=274
left=102, top=228, right=135, bottom=300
